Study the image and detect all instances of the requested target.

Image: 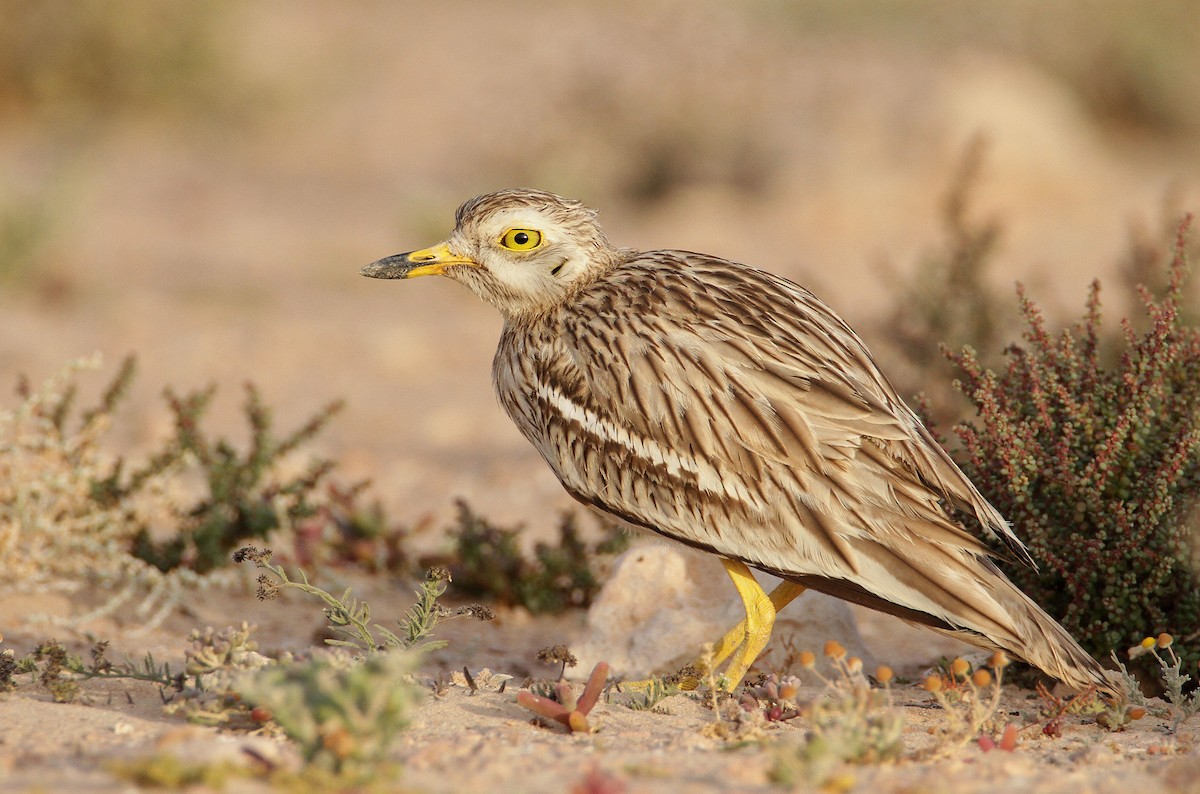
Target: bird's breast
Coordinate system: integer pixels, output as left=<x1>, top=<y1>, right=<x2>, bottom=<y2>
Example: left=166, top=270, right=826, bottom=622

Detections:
left=492, top=328, right=768, bottom=541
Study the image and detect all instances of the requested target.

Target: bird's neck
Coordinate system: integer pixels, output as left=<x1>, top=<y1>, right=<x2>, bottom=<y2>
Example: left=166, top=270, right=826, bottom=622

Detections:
left=497, top=248, right=631, bottom=325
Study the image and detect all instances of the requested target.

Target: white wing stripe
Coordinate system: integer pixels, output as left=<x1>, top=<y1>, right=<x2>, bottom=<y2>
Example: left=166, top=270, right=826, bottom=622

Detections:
left=536, top=382, right=758, bottom=507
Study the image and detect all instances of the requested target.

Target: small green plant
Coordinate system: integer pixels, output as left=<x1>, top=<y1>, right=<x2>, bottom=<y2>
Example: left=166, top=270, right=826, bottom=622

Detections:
left=443, top=499, right=628, bottom=614
left=947, top=217, right=1200, bottom=680
left=28, top=641, right=83, bottom=703
left=236, top=649, right=423, bottom=779
left=9, top=624, right=270, bottom=728
left=236, top=546, right=493, bottom=654
left=15, top=639, right=185, bottom=703
left=1112, top=633, right=1200, bottom=732
left=1036, top=676, right=1132, bottom=735
left=0, top=648, right=17, bottom=693
left=918, top=653, right=1010, bottom=757
left=769, top=641, right=904, bottom=787
left=166, top=623, right=275, bottom=727
left=624, top=676, right=680, bottom=713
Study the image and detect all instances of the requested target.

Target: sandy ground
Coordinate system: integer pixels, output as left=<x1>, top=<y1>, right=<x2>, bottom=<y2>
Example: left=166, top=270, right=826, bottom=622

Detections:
left=3, top=2, right=1200, bottom=791
left=1, top=572, right=1199, bottom=793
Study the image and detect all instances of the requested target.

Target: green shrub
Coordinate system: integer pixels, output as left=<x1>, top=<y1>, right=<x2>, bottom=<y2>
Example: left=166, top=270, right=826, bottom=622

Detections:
left=1, top=355, right=194, bottom=627
left=92, top=371, right=343, bottom=574
left=946, top=218, right=1200, bottom=678
left=441, top=500, right=628, bottom=615
left=1, top=354, right=344, bottom=630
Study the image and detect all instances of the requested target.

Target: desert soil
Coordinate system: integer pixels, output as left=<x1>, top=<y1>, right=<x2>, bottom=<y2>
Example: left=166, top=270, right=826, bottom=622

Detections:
left=2, top=574, right=1199, bottom=793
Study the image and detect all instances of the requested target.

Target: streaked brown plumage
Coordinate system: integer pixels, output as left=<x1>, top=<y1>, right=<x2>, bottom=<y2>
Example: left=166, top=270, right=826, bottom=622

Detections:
left=362, top=188, right=1118, bottom=696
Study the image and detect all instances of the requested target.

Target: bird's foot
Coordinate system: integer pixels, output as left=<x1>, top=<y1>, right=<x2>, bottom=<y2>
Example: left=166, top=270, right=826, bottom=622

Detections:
left=680, top=569, right=809, bottom=692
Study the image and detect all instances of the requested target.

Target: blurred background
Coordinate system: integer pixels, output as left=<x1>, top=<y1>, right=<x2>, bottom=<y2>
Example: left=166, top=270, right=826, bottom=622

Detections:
left=3, top=0, right=1199, bottom=533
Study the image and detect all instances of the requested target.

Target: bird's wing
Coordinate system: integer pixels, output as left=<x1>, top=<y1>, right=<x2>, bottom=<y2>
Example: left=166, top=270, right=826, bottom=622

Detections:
left=536, top=251, right=1033, bottom=636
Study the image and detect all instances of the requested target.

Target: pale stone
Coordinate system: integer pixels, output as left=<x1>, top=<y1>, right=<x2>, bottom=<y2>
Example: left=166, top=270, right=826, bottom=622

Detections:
left=572, top=542, right=875, bottom=681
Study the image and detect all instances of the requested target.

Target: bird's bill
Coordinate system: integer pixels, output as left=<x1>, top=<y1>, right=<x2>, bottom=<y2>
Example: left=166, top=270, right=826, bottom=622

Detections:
left=360, top=243, right=478, bottom=279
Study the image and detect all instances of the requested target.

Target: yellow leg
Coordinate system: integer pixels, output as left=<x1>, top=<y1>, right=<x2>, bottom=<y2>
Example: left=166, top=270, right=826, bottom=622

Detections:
left=683, top=561, right=807, bottom=692
left=622, top=564, right=806, bottom=694
left=707, top=577, right=808, bottom=673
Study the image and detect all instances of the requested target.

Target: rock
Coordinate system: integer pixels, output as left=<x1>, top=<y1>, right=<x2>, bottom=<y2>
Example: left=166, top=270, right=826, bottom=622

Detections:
left=573, top=542, right=875, bottom=680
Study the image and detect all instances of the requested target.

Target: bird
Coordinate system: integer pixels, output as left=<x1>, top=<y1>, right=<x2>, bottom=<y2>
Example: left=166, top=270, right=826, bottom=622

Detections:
left=361, top=187, right=1119, bottom=696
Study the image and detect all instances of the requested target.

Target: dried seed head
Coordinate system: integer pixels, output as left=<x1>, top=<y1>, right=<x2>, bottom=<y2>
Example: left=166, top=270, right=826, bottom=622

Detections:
left=233, top=545, right=272, bottom=566
left=458, top=604, right=496, bottom=621
left=924, top=675, right=944, bottom=693
left=972, top=669, right=993, bottom=688
left=255, top=573, right=280, bottom=601
left=798, top=650, right=816, bottom=669
left=535, top=644, right=578, bottom=667
left=1157, top=633, right=1173, bottom=649
left=950, top=657, right=970, bottom=678
left=989, top=651, right=1010, bottom=669
left=846, top=656, right=863, bottom=673
left=875, top=665, right=894, bottom=684
left=823, top=640, right=846, bottom=660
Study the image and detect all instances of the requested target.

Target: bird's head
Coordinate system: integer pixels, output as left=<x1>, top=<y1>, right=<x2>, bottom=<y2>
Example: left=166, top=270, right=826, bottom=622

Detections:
left=362, top=188, right=621, bottom=319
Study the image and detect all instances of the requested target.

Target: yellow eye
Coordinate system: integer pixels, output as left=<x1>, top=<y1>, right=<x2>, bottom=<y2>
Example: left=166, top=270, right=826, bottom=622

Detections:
left=499, top=228, right=542, bottom=251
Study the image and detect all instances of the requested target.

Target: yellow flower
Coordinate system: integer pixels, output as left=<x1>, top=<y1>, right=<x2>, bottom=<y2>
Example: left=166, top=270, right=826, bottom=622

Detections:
left=823, top=640, right=846, bottom=660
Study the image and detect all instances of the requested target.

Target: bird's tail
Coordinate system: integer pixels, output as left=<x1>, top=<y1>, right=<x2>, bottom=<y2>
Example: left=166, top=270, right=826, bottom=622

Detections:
left=777, top=551, right=1125, bottom=699
left=950, top=564, right=1124, bottom=699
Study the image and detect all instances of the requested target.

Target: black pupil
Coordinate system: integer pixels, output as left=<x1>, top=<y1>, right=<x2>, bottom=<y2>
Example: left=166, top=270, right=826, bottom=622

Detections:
left=513, top=232, right=529, bottom=245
